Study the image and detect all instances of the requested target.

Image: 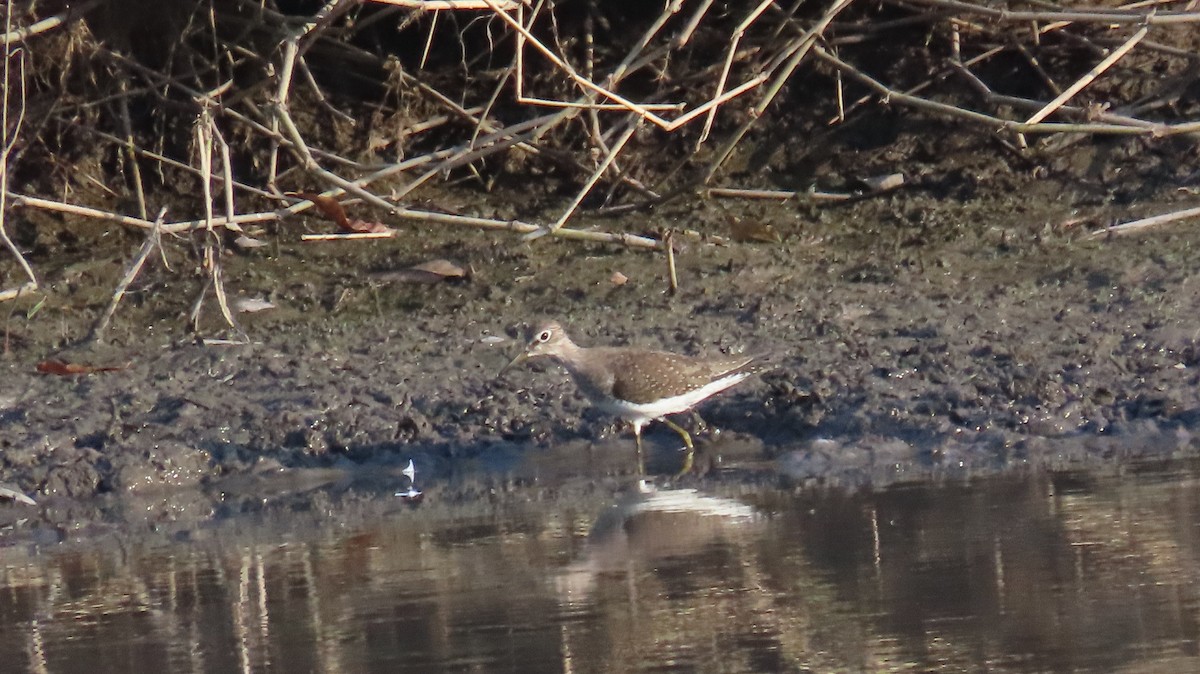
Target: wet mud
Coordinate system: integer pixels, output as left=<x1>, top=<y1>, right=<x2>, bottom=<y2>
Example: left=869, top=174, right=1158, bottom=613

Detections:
left=3, top=125, right=1200, bottom=519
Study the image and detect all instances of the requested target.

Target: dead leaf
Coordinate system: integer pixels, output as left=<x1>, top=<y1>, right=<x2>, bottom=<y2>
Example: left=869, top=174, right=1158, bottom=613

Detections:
left=291, top=192, right=348, bottom=227
left=236, top=297, right=276, bottom=313
left=345, top=219, right=395, bottom=235
left=729, top=219, right=782, bottom=244
left=610, top=271, right=628, bottom=286
left=234, top=235, right=268, bottom=249
left=36, top=359, right=130, bottom=376
left=290, top=192, right=395, bottom=235
left=412, top=259, right=467, bottom=278
left=860, top=173, right=905, bottom=192
left=375, top=259, right=469, bottom=284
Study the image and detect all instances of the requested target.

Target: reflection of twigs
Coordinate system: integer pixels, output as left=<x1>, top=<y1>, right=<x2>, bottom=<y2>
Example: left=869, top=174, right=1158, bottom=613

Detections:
left=90, top=208, right=168, bottom=342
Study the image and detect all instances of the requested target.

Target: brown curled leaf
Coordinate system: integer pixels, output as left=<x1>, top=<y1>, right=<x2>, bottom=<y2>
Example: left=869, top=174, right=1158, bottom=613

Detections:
left=36, top=359, right=130, bottom=375
left=290, top=192, right=351, bottom=230
left=373, top=259, right=469, bottom=284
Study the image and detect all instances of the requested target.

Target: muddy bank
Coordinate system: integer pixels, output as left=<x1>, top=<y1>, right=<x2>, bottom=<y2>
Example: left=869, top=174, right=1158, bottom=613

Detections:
left=4, top=161, right=1200, bottom=512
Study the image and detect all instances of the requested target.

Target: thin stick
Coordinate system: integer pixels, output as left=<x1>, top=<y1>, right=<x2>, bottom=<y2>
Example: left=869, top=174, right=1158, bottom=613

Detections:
left=708, top=187, right=858, bottom=202
left=1024, top=26, right=1148, bottom=125
left=499, top=0, right=675, bottom=123
left=699, top=0, right=774, bottom=145
left=390, top=113, right=557, bottom=203
left=214, top=124, right=242, bottom=233
left=675, top=0, right=716, bottom=47
left=812, top=45, right=1187, bottom=135
left=706, top=0, right=855, bottom=182
left=109, top=50, right=371, bottom=172
left=0, top=0, right=104, bottom=45
left=9, top=190, right=663, bottom=248
left=665, top=230, right=679, bottom=295
left=529, top=116, right=641, bottom=239
left=0, top=3, right=36, bottom=292
left=419, top=5, right=439, bottom=70
left=90, top=208, right=167, bottom=341
left=366, top=0, right=521, bottom=8
left=950, top=68, right=1161, bottom=131
left=302, top=232, right=396, bottom=241
left=117, top=91, right=148, bottom=220
left=1088, top=205, right=1200, bottom=237
left=86, top=128, right=277, bottom=199
left=601, top=0, right=679, bottom=88
left=898, top=0, right=1200, bottom=25
left=196, top=105, right=238, bottom=331
left=274, top=100, right=667, bottom=249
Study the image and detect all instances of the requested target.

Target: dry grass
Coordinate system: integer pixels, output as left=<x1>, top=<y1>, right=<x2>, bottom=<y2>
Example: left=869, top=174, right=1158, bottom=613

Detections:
left=2, top=0, right=1200, bottom=308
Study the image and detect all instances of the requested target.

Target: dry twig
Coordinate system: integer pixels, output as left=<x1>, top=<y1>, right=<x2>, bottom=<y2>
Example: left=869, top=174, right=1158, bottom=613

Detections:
left=0, top=1, right=37, bottom=297
left=90, top=207, right=168, bottom=341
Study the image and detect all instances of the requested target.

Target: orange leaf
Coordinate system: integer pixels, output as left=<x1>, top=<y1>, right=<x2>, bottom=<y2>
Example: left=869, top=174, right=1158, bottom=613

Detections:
left=290, top=192, right=351, bottom=230
left=36, top=359, right=129, bottom=375
left=345, top=219, right=395, bottom=235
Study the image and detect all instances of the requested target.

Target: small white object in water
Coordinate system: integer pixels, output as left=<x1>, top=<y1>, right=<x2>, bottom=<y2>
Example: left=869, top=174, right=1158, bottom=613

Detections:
left=394, top=487, right=422, bottom=499
left=402, top=459, right=416, bottom=482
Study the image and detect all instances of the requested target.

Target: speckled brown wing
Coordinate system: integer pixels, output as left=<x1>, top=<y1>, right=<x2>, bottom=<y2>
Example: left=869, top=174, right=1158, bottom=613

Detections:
left=605, top=349, right=758, bottom=405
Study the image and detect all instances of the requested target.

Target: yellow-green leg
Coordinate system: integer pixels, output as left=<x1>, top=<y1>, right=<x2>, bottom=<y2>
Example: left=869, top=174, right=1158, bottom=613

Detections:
left=633, top=425, right=646, bottom=476
left=661, top=417, right=695, bottom=475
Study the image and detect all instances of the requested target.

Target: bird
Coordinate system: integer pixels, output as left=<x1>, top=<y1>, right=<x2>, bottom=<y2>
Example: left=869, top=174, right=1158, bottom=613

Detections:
left=500, top=320, right=768, bottom=474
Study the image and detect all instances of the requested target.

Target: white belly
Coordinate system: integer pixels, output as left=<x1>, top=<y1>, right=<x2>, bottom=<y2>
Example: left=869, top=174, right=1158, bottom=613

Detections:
left=596, top=372, right=750, bottom=425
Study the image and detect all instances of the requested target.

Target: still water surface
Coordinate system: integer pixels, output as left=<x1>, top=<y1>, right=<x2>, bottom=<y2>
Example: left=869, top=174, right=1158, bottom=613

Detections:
left=1, top=461, right=1199, bottom=673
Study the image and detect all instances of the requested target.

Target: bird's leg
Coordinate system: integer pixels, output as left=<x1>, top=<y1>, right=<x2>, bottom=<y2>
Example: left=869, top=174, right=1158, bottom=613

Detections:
left=689, top=411, right=713, bottom=436
left=633, top=424, right=646, bottom=476
left=660, top=417, right=695, bottom=474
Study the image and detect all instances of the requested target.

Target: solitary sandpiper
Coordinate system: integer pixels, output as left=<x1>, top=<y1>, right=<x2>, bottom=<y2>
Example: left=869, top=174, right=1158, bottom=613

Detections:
left=501, top=320, right=768, bottom=474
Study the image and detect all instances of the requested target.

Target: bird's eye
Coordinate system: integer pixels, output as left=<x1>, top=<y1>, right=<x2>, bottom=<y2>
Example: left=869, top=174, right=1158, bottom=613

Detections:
left=537, top=330, right=552, bottom=342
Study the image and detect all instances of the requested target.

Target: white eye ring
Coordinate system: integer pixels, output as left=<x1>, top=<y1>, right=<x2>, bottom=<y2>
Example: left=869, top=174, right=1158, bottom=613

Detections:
left=537, top=330, right=552, bottom=342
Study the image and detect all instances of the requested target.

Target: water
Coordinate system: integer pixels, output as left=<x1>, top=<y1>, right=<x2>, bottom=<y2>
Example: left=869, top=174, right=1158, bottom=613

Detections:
left=2, top=461, right=1199, bottom=673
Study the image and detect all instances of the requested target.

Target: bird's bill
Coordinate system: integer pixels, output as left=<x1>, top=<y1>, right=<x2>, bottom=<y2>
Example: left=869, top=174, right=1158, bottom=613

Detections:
left=498, top=350, right=530, bottom=376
